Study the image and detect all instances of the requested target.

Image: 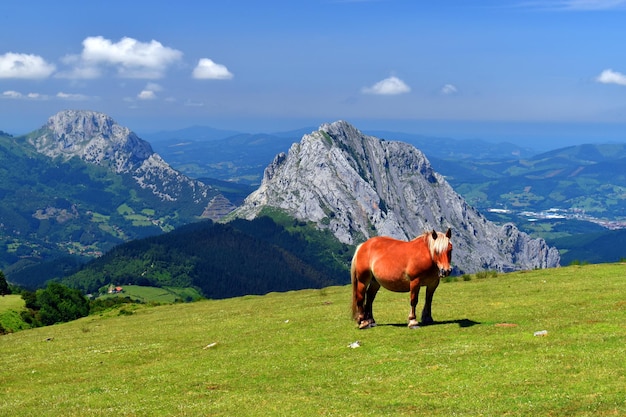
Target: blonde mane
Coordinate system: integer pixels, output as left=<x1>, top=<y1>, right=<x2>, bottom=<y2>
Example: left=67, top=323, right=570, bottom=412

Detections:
left=426, top=231, right=450, bottom=257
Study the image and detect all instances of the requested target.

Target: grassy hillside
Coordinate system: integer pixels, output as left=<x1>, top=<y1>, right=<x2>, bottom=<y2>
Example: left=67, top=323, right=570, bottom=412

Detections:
left=61, top=217, right=352, bottom=299
left=1, top=264, right=625, bottom=416
left=0, top=295, right=27, bottom=333
left=0, top=130, right=226, bottom=287
left=98, top=285, right=203, bottom=303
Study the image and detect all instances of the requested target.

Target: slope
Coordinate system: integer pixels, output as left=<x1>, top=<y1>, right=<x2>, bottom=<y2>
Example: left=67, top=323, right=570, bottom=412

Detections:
left=1, top=264, right=625, bottom=416
left=0, top=111, right=236, bottom=286
left=62, top=216, right=353, bottom=299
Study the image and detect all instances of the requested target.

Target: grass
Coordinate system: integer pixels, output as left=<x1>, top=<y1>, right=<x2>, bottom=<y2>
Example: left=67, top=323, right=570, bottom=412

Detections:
left=99, top=285, right=203, bottom=303
left=0, top=295, right=28, bottom=333
left=1, top=264, right=625, bottom=416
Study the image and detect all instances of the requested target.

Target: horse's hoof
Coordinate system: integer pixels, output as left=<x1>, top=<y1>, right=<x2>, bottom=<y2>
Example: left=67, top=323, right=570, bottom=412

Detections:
left=358, top=320, right=375, bottom=329
left=408, top=319, right=420, bottom=329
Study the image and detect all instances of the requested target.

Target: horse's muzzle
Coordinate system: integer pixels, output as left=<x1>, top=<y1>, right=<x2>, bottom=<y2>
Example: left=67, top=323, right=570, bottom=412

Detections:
left=439, top=268, right=451, bottom=278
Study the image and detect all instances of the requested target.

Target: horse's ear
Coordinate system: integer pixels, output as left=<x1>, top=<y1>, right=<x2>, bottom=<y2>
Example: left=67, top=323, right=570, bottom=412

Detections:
left=431, top=229, right=438, bottom=240
left=446, top=228, right=452, bottom=238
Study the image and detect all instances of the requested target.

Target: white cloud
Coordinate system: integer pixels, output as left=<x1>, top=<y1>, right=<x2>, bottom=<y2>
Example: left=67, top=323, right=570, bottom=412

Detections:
left=0, top=52, right=56, bottom=79
left=56, top=54, right=101, bottom=79
left=192, top=58, right=233, bottom=80
left=596, top=69, right=626, bottom=86
left=57, top=92, right=89, bottom=100
left=2, top=90, right=23, bottom=98
left=2, top=90, right=49, bottom=99
left=61, top=36, right=183, bottom=79
left=362, top=76, right=411, bottom=95
left=137, top=82, right=163, bottom=100
left=138, top=90, right=157, bottom=100
left=441, top=84, right=458, bottom=95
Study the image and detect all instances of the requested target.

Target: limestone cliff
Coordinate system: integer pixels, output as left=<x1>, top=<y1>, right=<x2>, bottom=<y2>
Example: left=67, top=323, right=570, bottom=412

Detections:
left=231, top=121, right=560, bottom=273
left=27, top=110, right=235, bottom=218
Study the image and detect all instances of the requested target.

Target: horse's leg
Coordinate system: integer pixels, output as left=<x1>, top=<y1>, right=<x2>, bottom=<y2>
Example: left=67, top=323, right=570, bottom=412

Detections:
left=354, top=272, right=372, bottom=328
left=361, top=278, right=380, bottom=329
left=408, top=278, right=421, bottom=328
left=420, top=280, right=440, bottom=326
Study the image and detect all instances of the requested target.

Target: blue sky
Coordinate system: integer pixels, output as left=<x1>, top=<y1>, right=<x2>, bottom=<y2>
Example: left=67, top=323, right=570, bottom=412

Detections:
left=2, top=0, right=626, bottom=148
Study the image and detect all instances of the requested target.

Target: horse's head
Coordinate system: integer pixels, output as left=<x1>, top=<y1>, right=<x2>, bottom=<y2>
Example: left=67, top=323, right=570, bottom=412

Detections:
left=430, top=228, right=452, bottom=277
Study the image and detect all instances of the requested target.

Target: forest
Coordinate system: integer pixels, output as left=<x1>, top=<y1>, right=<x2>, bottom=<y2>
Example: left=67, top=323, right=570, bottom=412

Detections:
left=61, top=215, right=354, bottom=299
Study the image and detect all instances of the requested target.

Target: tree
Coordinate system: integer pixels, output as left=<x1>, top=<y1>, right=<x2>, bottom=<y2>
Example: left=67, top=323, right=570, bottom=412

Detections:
left=36, top=282, right=89, bottom=326
left=0, top=270, right=10, bottom=296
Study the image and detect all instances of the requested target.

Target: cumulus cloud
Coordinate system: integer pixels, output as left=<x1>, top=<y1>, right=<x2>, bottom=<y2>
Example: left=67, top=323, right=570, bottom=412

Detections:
left=137, top=82, right=163, bottom=100
left=60, top=36, right=183, bottom=79
left=362, top=76, right=411, bottom=95
left=596, top=69, right=626, bottom=86
left=0, top=52, right=56, bottom=79
left=440, top=84, right=458, bottom=95
left=138, top=90, right=157, bottom=100
left=192, top=58, right=233, bottom=80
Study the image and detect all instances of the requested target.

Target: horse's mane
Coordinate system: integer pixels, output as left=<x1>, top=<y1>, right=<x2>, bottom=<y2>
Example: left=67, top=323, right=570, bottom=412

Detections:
left=421, top=230, right=450, bottom=257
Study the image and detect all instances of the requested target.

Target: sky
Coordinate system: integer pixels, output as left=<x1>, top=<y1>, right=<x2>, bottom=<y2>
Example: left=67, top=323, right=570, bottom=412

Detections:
left=3, top=0, right=626, bottom=149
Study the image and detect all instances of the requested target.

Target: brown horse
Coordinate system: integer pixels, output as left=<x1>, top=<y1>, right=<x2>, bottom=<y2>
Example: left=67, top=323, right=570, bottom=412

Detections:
left=351, top=229, right=452, bottom=329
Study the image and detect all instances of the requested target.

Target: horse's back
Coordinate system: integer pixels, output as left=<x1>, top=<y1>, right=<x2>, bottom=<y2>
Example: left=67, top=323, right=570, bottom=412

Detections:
left=353, top=236, right=412, bottom=291
left=354, top=235, right=438, bottom=291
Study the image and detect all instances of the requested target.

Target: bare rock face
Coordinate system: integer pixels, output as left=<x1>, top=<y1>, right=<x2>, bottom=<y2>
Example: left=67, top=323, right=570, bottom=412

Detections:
left=231, top=121, right=560, bottom=273
left=27, top=110, right=235, bottom=215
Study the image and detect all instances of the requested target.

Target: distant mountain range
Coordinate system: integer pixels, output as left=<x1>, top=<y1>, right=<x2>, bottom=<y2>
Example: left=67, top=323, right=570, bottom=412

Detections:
left=141, top=123, right=626, bottom=265
left=3, top=110, right=625, bottom=293
left=430, top=142, right=626, bottom=222
left=57, top=120, right=559, bottom=297
left=145, top=126, right=536, bottom=186
left=147, top=123, right=626, bottom=224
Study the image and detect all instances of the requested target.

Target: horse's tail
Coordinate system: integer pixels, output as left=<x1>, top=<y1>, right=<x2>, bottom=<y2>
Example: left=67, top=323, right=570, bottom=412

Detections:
left=350, top=244, right=362, bottom=320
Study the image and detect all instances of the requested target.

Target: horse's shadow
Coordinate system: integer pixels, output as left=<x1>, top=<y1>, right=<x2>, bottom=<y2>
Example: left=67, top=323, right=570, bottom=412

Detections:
left=381, top=318, right=480, bottom=328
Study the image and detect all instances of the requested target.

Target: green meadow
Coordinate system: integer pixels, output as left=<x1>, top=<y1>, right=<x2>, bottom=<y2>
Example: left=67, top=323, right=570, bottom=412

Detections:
left=1, top=264, right=625, bottom=416
left=98, top=285, right=204, bottom=304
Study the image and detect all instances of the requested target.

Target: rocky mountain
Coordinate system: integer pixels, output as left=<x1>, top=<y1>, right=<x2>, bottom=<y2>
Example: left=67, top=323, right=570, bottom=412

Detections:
left=0, top=111, right=237, bottom=283
left=231, top=121, right=560, bottom=273
left=27, top=110, right=234, bottom=217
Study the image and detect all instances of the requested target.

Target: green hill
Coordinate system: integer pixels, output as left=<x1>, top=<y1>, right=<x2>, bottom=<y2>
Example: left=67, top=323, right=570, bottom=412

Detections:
left=0, top=295, right=28, bottom=334
left=430, top=143, right=626, bottom=219
left=60, top=215, right=353, bottom=299
left=551, top=228, right=626, bottom=265
left=1, top=264, right=624, bottom=416
left=0, top=131, right=214, bottom=283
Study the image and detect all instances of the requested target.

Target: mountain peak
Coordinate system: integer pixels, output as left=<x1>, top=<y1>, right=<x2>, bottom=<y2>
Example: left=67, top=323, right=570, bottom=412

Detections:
left=231, top=120, right=560, bottom=273
left=26, top=110, right=233, bottom=214
left=31, top=110, right=153, bottom=171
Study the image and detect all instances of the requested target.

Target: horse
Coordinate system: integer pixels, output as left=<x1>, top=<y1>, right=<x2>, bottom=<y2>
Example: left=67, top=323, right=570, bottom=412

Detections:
left=351, top=228, right=452, bottom=329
